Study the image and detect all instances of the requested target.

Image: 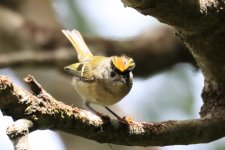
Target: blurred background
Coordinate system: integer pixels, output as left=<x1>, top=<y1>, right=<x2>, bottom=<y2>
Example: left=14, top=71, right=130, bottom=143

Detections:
left=0, top=0, right=225, bottom=150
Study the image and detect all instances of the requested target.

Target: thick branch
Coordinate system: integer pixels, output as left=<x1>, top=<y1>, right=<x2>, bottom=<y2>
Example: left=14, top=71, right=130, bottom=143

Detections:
left=121, top=0, right=225, bottom=117
left=121, top=0, right=221, bottom=31
left=1, top=75, right=225, bottom=146
left=122, top=0, right=202, bottom=31
left=121, top=0, right=225, bottom=82
left=6, top=119, right=33, bottom=150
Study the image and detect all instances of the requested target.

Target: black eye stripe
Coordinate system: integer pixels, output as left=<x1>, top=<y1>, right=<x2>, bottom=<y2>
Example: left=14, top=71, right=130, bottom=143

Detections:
left=110, top=71, right=116, bottom=77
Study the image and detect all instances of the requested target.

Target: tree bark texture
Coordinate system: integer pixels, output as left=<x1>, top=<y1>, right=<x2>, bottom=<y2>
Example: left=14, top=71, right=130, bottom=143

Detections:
left=121, top=0, right=225, bottom=117
left=1, top=75, right=225, bottom=146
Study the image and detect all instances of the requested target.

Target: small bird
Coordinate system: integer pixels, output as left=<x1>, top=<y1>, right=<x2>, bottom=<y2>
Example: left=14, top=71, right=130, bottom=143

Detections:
left=62, top=29, right=135, bottom=120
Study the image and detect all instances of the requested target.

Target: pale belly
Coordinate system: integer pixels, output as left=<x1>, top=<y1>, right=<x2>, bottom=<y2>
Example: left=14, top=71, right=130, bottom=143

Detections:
left=72, top=77, right=131, bottom=106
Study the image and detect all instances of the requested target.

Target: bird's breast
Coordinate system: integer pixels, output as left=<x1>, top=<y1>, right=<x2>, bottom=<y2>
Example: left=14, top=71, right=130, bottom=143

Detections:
left=72, top=77, right=131, bottom=106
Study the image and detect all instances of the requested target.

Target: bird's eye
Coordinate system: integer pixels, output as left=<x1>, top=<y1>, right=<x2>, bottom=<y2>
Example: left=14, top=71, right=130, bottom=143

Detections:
left=110, top=71, right=116, bottom=78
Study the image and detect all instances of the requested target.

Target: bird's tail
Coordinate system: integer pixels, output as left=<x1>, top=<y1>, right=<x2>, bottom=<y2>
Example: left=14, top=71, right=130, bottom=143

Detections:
left=62, top=29, right=93, bottom=62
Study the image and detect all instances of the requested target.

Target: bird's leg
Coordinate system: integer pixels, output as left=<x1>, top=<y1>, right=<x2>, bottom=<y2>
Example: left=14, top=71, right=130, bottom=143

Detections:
left=104, top=107, right=122, bottom=120
left=83, top=101, right=126, bottom=121
left=83, top=101, right=104, bottom=117
left=105, top=107, right=134, bottom=124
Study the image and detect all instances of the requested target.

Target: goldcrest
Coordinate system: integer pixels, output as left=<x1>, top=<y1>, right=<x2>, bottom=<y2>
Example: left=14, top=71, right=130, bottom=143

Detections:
left=62, top=29, right=135, bottom=120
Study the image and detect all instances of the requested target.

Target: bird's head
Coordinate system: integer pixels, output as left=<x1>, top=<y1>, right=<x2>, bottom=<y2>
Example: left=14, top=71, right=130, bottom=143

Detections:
left=111, top=55, right=135, bottom=74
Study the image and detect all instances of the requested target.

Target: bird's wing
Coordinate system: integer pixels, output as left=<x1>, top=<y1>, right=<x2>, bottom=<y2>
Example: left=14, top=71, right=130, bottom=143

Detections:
left=62, top=29, right=93, bottom=62
left=67, top=62, right=95, bottom=81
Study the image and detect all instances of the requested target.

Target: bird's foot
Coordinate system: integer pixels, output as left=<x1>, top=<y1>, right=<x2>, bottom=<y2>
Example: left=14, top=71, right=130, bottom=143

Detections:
left=120, top=116, right=135, bottom=124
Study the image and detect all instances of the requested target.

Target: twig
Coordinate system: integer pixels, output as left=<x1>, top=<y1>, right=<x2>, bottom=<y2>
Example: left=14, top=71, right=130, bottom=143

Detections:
left=0, top=48, right=74, bottom=71
left=0, top=75, right=225, bottom=146
left=24, top=75, right=46, bottom=95
left=6, top=119, right=33, bottom=150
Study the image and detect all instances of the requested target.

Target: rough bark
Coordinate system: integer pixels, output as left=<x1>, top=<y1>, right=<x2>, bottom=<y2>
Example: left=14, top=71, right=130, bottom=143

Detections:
left=121, top=0, right=225, bottom=117
left=1, top=75, right=225, bottom=146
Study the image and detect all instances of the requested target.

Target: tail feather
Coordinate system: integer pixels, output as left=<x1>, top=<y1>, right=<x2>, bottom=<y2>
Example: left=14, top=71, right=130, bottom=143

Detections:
left=62, top=29, right=93, bottom=62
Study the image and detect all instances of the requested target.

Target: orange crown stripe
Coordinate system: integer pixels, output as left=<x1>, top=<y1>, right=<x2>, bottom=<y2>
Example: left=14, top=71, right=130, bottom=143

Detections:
left=112, top=56, right=135, bottom=72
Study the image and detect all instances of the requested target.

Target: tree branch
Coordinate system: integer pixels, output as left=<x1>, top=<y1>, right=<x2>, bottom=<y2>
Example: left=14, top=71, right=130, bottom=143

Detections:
left=0, top=6, right=196, bottom=76
left=1, top=75, right=225, bottom=146
left=0, top=48, right=74, bottom=71
left=121, top=0, right=225, bottom=117
left=6, top=119, right=33, bottom=150
left=121, top=0, right=213, bottom=29
left=0, top=18, right=196, bottom=76
left=0, top=30, right=196, bottom=76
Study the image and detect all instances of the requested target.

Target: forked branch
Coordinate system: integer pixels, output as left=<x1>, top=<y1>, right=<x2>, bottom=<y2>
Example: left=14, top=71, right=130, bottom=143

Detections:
left=0, top=75, right=225, bottom=146
left=6, top=119, right=33, bottom=150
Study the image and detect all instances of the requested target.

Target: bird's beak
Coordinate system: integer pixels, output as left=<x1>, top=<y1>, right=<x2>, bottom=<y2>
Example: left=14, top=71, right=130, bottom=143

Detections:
left=64, top=65, right=76, bottom=76
left=116, top=76, right=126, bottom=83
left=120, top=77, right=126, bottom=83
